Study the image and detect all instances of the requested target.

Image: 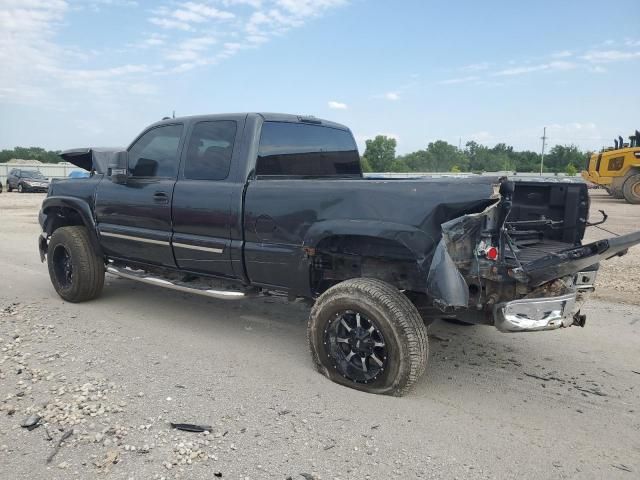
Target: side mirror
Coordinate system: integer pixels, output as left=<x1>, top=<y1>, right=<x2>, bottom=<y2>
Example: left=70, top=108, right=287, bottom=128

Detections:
left=108, top=151, right=129, bottom=184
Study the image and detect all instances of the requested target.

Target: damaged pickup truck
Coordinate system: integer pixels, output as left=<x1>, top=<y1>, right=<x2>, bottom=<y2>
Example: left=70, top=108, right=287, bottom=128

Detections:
left=38, top=113, right=640, bottom=395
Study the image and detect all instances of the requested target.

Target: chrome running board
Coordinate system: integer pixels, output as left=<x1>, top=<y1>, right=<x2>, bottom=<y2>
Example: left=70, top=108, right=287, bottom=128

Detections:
left=106, top=265, right=247, bottom=300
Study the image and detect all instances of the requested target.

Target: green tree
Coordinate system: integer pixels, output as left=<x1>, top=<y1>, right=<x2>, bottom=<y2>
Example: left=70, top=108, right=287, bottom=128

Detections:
left=565, top=163, right=577, bottom=176
left=0, top=147, right=62, bottom=164
left=390, top=158, right=410, bottom=172
left=426, top=141, right=468, bottom=172
left=362, top=135, right=397, bottom=172
left=544, top=145, right=583, bottom=173
left=360, top=156, right=372, bottom=172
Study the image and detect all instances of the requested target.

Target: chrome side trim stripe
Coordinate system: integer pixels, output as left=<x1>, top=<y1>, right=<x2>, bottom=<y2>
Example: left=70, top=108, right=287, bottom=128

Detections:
left=100, top=231, right=170, bottom=246
left=101, top=231, right=224, bottom=253
left=173, top=242, right=224, bottom=254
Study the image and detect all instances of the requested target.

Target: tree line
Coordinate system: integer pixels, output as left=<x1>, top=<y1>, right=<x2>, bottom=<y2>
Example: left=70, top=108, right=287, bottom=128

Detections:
left=361, top=135, right=585, bottom=175
left=0, top=147, right=62, bottom=164
left=1, top=140, right=586, bottom=176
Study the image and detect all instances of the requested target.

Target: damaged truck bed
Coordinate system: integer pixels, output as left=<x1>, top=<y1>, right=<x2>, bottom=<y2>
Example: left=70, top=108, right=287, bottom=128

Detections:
left=37, top=113, right=640, bottom=395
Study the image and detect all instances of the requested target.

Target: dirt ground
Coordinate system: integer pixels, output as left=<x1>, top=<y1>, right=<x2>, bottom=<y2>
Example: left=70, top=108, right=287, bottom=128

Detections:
left=0, top=190, right=639, bottom=479
left=582, top=189, right=640, bottom=305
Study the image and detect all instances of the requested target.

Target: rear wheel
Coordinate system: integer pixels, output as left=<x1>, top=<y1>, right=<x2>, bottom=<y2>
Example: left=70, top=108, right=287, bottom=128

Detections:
left=623, top=174, right=640, bottom=204
left=47, top=226, right=105, bottom=302
left=308, top=278, right=428, bottom=396
left=7, top=183, right=12, bottom=192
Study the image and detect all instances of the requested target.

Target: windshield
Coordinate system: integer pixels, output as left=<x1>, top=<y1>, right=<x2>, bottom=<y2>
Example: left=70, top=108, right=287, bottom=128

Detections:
left=22, top=170, right=45, bottom=179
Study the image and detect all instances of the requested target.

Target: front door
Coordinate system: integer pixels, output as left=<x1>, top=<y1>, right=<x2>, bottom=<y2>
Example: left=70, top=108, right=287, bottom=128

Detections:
left=95, top=123, right=184, bottom=267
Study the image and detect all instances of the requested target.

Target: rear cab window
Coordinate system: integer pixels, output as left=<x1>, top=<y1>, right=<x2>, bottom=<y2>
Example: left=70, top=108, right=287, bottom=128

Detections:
left=256, top=121, right=362, bottom=178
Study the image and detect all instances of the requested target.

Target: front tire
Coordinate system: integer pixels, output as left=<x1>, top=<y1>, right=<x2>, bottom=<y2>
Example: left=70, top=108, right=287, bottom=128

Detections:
left=308, top=278, right=428, bottom=396
left=623, top=174, right=640, bottom=204
left=47, top=226, right=105, bottom=302
left=17, top=183, right=24, bottom=193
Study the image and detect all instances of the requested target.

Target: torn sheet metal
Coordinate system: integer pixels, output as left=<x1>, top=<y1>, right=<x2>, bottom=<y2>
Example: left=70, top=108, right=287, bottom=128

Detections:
left=426, top=239, right=469, bottom=310
left=59, top=147, right=124, bottom=174
left=517, top=230, right=640, bottom=286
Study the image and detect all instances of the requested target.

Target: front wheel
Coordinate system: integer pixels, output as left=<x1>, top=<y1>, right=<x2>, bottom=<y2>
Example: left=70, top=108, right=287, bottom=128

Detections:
left=17, top=183, right=24, bottom=193
left=623, top=174, right=640, bottom=204
left=308, top=278, right=428, bottom=396
left=47, top=226, right=105, bottom=302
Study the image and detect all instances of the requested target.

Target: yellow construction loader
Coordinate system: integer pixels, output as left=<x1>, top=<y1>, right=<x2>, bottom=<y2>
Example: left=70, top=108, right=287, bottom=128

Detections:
left=582, top=130, right=640, bottom=203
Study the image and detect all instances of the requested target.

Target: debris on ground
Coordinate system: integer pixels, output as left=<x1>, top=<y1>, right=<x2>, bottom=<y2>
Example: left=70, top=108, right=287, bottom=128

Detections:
left=170, top=422, right=212, bottom=433
left=20, top=414, right=41, bottom=431
left=94, top=450, right=120, bottom=472
left=46, top=429, right=73, bottom=464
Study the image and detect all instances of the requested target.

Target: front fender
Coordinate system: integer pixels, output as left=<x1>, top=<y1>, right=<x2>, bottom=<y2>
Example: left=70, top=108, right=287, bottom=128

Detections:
left=39, top=196, right=103, bottom=258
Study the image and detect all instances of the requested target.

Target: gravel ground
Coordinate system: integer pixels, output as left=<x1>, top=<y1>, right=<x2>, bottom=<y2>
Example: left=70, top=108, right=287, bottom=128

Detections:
left=583, top=190, right=640, bottom=305
left=0, top=191, right=639, bottom=480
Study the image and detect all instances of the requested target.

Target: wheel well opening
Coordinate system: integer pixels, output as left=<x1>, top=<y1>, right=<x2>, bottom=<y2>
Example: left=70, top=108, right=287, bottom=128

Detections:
left=45, top=207, right=86, bottom=235
left=310, top=235, right=424, bottom=296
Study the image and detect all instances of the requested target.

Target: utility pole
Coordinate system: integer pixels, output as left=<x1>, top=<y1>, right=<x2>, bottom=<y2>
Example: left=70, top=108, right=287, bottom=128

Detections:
left=539, top=126, right=547, bottom=176
left=458, top=137, right=462, bottom=150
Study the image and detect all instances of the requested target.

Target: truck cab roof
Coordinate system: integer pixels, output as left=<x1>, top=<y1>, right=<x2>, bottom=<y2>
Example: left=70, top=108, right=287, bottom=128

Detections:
left=150, top=112, right=350, bottom=132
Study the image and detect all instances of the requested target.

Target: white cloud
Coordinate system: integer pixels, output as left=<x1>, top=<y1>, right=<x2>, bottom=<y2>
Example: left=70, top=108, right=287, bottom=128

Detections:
left=439, top=75, right=479, bottom=85
left=460, top=62, right=490, bottom=72
left=551, top=50, right=572, bottom=58
left=328, top=100, right=347, bottom=110
left=493, top=60, right=576, bottom=76
left=384, top=92, right=400, bottom=101
left=149, top=16, right=192, bottom=31
left=276, top=0, right=347, bottom=17
left=581, top=49, right=640, bottom=63
left=166, top=36, right=217, bottom=61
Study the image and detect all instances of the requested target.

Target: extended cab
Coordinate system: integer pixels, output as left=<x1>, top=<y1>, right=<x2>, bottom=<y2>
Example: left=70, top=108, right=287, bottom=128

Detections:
left=38, top=113, right=640, bottom=395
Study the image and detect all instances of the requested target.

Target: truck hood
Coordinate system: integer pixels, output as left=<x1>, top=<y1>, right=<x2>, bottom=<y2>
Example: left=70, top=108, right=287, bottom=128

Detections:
left=59, top=148, right=124, bottom=174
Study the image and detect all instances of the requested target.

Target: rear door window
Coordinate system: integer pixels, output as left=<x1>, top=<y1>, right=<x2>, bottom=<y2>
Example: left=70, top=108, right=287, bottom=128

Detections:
left=256, top=122, right=361, bottom=177
left=183, top=121, right=237, bottom=180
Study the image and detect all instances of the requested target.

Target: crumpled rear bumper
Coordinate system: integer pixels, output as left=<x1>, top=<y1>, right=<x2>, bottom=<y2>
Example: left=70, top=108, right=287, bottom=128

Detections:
left=493, top=293, right=577, bottom=332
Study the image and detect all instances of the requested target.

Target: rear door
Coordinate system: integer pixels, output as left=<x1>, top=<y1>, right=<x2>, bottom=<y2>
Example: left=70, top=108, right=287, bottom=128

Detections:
left=171, top=119, right=239, bottom=278
left=95, top=123, right=184, bottom=267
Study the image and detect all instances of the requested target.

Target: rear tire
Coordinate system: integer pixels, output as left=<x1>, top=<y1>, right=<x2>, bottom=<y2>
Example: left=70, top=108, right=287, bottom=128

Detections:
left=622, top=174, right=640, bottom=204
left=47, top=226, right=105, bottom=302
left=7, top=183, right=12, bottom=192
left=308, top=278, right=428, bottom=396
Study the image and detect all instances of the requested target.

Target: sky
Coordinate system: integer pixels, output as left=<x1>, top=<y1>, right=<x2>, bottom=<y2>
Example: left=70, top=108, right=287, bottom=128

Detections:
left=1, top=0, right=639, bottom=155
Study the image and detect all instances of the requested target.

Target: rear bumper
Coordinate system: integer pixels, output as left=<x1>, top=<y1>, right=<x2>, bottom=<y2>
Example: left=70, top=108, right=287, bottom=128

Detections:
left=493, top=293, right=577, bottom=332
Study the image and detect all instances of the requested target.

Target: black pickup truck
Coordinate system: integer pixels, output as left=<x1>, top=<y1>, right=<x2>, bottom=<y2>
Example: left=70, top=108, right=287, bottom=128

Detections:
left=38, top=113, right=640, bottom=395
